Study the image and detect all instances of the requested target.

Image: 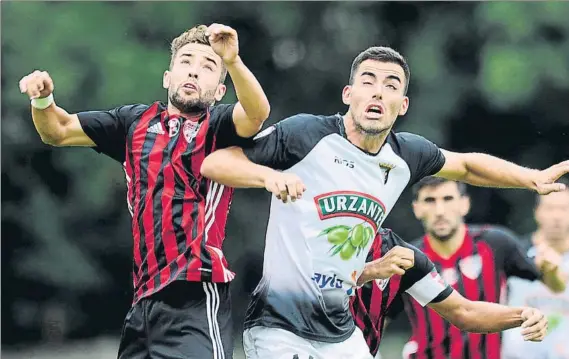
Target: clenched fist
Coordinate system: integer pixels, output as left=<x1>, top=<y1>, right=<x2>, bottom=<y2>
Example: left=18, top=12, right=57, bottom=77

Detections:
left=19, top=70, right=54, bottom=99
left=206, top=23, right=239, bottom=65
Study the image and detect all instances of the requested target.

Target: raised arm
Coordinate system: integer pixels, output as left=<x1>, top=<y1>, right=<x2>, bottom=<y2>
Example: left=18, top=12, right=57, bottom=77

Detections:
left=207, top=24, right=270, bottom=138
left=19, top=70, right=93, bottom=147
left=428, top=291, right=547, bottom=341
left=435, top=149, right=569, bottom=195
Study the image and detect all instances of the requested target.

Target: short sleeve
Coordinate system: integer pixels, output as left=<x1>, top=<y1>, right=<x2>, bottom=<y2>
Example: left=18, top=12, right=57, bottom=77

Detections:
left=397, top=240, right=452, bottom=306
left=242, top=113, right=330, bottom=170
left=483, top=227, right=541, bottom=281
left=208, top=103, right=253, bottom=149
left=77, top=104, right=148, bottom=163
left=396, top=132, right=446, bottom=185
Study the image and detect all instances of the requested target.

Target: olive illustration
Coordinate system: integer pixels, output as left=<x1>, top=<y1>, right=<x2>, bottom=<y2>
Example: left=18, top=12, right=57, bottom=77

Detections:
left=327, top=227, right=350, bottom=245
left=340, top=241, right=357, bottom=260
left=350, top=224, right=365, bottom=247
left=362, top=226, right=374, bottom=247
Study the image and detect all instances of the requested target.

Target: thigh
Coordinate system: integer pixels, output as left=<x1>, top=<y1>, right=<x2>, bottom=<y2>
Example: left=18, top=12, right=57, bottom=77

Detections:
left=147, top=281, right=233, bottom=359
left=317, top=327, right=373, bottom=359
left=243, top=326, right=319, bottom=359
left=117, top=303, right=149, bottom=359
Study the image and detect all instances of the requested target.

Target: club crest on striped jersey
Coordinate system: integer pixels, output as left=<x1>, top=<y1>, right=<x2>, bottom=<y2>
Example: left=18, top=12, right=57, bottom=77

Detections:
left=168, top=118, right=181, bottom=137
left=183, top=120, right=201, bottom=143
left=375, top=278, right=390, bottom=291
left=458, top=255, right=482, bottom=280
left=314, top=191, right=386, bottom=230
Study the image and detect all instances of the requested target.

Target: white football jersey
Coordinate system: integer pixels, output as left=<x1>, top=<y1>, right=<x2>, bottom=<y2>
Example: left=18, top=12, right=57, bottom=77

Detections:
left=242, top=113, right=446, bottom=342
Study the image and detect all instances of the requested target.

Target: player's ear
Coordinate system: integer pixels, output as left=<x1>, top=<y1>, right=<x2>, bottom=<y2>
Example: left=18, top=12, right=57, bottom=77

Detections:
left=214, top=83, right=226, bottom=102
left=342, top=85, right=352, bottom=106
left=412, top=200, right=423, bottom=220
left=163, top=70, right=170, bottom=90
left=399, top=96, right=409, bottom=116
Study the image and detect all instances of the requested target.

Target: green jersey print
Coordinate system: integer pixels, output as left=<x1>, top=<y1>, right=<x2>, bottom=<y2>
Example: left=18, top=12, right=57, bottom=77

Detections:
left=315, top=191, right=386, bottom=260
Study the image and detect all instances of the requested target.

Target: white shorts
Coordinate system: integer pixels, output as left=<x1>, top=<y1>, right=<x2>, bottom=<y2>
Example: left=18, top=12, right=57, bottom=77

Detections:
left=243, top=325, right=373, bottom=359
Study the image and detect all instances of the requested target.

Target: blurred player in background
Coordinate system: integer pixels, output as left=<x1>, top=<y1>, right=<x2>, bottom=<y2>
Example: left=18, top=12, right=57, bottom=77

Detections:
left=386, top=177, right=566, bottom=359
left=502, top=183, right=569, bottom=359
left=350, top=228, right=550, bottom=359
left=200, top=46, right=568, bottom=358
left=19, top=24, right=270, bottom=359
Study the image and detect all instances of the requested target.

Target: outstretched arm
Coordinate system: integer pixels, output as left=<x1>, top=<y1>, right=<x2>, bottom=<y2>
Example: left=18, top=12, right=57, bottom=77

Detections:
left=429, top=291, right=547, bottom=341
left=207, top=24, right=270, bottom=138
left=201, top=147, right=305, bottom=203
left=19, top=70, right=94, bottom=147
left=435, top=150, right=568, bottom=195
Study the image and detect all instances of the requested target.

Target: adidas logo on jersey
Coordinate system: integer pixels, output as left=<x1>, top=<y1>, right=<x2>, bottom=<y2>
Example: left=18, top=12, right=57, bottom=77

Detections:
left=147, top=123, right=165, bottom=135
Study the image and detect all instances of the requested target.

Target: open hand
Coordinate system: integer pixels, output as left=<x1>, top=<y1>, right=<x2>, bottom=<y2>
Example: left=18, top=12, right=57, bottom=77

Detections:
left=263, top=172, right=306, bottom=203
left=532, top=161, right=569, bottom=195
left=362, top=246, right=415, bottom=281
left=520, top=307, right=548, bottom=342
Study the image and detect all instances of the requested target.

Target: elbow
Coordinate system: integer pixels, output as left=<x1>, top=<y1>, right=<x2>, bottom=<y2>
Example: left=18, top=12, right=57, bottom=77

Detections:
left=447, top=307, right=477, bottom=332
left=40, top=134, right=64, bottom=147
left=251, top=103, right=271, bottom=126
left=200, top=156, right=217, bottom=179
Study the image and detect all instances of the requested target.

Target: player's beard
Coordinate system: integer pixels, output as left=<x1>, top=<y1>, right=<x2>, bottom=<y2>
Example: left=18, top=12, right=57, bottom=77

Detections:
left=428, top=225, right=459, bottom=242
left=352, top=110, right=392, bottom=136
left=169, top=86, right=216, bottom=114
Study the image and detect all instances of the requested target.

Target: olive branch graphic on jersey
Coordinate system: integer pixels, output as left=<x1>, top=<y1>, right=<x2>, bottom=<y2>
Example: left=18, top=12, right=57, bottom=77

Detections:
left=317, top=223, right=374, bottom=260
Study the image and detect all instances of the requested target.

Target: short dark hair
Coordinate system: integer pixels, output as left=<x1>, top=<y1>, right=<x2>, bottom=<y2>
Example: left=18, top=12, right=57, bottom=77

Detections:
left=349, top=46, right=411, bottom=94
left=535, top=177, right=569, bottom=208
left=412, top=176, right=468, bottom=200
left=170, top=25, right=227, bottom=83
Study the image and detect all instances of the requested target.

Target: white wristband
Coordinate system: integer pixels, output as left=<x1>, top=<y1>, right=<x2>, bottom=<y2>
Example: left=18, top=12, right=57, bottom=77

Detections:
left=31, top=93, right=54, bottom=110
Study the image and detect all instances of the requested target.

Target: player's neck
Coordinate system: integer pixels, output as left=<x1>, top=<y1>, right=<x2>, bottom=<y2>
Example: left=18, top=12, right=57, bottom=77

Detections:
left=533, top=230, right=569, bottom=254
left=428, top=224, right=467, bottom=259
left=342, top=115, right=389, bottom=154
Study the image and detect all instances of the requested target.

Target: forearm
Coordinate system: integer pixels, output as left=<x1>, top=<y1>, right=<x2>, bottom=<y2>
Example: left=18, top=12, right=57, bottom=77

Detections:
left=200, top=147, right=275, bottom=188
left=31, top=103, right=76, bottom=146
left=456, top=153, right=538, bottom=190
left=226, top=57, right=270, bottom=124
left=455, top=301, right=524, bottom=333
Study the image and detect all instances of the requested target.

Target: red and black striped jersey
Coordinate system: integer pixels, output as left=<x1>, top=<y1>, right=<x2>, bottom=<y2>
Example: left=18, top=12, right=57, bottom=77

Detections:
left=78, top=102, right=247, bottom=303
left=350, top=229, right=453, bottom=357
left=388, top=225, right=542, bottom=359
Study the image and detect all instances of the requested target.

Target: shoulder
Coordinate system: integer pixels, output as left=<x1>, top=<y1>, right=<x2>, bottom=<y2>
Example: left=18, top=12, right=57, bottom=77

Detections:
left=274, top=113, right=340, bottom=135
left=390, top=132, right=437, bottom=151
left=471, top=224, right=520, bottom=248
left=209, top=103, right=235, bottom=121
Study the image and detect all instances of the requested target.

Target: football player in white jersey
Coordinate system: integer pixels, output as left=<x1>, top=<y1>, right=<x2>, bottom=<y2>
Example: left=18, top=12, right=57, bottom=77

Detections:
left=201, top=47, right=567, bottom=358
left=503, top=184, right=569, bottom=359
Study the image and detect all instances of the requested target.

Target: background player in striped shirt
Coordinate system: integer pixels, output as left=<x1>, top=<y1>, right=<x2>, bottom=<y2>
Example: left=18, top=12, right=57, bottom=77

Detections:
left=386, top=176, right=566, bottom=359
left=502, top=183, right=569, bottom=359
left=19, top=24, right=270, bottom=359
left=351, top=228, right=551, bottom=359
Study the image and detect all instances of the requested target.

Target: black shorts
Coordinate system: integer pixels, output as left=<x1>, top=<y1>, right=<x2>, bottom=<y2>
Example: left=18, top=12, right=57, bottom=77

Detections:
left=118, top=281, right=233, bottom=359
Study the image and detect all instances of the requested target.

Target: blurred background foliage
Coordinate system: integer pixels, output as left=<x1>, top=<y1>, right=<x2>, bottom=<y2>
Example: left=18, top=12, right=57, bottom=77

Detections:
left=2, top=1, right=568, bottom=356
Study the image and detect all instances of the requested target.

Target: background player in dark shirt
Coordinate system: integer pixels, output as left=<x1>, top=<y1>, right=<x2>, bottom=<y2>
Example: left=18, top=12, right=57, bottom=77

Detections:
left=350, top=229, right=550, bottom=359
left=386, top=177, right=566, bottom=359
left=19, top=24, right=270, bottom=359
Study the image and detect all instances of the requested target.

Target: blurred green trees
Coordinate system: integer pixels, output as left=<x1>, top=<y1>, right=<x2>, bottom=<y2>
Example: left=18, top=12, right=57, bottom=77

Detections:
left=2, top=1, right=568, bottom=344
